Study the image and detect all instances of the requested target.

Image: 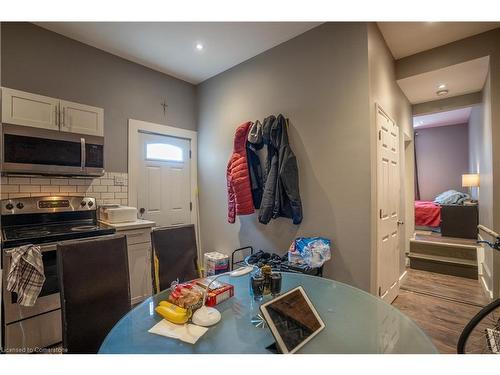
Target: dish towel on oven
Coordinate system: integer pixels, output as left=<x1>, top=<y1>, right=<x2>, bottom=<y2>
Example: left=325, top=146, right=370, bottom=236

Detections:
left=6, top=244, right=46, bottom=307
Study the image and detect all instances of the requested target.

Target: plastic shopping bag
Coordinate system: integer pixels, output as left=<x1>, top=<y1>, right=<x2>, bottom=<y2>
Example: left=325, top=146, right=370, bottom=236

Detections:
left=288, top=237, right=331, bottom=268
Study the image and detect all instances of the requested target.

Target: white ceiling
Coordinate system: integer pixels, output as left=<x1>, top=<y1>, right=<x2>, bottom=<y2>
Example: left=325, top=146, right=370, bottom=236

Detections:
left=397, top=56, right=489, bottom=104
left=413, top=107, right=472, bottom=129
left=35, top=22, right=321, bottom=84
left=378, top=22, right=500, bottom=59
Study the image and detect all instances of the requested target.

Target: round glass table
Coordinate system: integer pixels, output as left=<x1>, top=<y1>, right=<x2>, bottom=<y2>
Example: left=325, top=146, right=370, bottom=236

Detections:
left=99, top=273, right=438, bottom=354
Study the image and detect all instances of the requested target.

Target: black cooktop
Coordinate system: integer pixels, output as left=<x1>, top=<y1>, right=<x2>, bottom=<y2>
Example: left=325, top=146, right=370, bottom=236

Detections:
left=1, top=221, right=116, bottom=248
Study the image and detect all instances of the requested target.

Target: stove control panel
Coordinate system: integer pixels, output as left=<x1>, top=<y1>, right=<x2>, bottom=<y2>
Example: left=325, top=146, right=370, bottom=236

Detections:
left=1, top=196, right=97, bottom=215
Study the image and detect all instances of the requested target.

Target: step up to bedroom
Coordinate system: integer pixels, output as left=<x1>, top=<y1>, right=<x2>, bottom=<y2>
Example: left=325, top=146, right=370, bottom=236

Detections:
left=409, top=237, right=478, bottom=279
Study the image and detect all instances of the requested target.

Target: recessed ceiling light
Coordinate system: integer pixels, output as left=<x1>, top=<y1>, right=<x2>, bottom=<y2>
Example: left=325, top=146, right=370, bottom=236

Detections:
left=436, top=89, right=449, bottom=96
left=195, top=43, right=204, bottom=51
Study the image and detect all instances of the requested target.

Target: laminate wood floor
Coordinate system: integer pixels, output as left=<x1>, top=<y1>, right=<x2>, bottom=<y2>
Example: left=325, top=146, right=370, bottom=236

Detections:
left=400, top=268, right=490, bottom=306
left=392, top=269, right=490, bottom=353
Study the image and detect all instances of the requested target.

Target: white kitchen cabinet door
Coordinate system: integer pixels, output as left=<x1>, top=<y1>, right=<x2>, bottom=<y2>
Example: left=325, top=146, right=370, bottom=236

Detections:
left=1, top=87, right=59, bottom=130
left=60, top=100, right=104, bottom=136
left=128, top=242, right=153, bottom=305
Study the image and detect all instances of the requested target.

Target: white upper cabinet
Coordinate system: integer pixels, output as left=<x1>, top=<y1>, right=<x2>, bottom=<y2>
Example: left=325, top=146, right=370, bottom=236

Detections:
left=1, top=87, right=104, bottom=137
left=60, top=100, right=104, bottom=136
left=1, top=88, right=60, bottom=131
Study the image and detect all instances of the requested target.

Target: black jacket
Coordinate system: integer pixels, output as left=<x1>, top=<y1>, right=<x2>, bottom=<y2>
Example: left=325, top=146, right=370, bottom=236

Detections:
left=246, top=121, right=264, bottom=208
left=258, top=114, right=303, bottom=224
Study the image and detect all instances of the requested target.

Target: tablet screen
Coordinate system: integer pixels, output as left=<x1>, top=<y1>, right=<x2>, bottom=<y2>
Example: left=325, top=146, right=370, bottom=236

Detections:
left=261, top=287, right=324, bottom=353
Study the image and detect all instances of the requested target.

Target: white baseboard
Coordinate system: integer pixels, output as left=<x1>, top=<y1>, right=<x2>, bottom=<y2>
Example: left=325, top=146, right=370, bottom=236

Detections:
left=480, top=274, right=494, bottom=300
left=399, top=270, right=408, bottom=283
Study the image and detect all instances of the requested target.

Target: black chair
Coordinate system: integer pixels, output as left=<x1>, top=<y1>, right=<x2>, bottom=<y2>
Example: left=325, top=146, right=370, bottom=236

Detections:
left=57, top=235, right=131, bottom=354
left=151, top=224, right=200, bottom=293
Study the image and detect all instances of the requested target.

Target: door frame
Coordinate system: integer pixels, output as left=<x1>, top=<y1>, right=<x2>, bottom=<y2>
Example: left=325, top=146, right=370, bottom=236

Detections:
left=128, top=119, right=201, bottom=259
left=374, top=103, right=401, bottom=303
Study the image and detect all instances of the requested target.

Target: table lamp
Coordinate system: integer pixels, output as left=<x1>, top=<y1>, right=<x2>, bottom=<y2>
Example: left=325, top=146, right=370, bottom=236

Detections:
left=192, top=266, right=255, bottom=327
left=462, top=173, right=480, bottom=197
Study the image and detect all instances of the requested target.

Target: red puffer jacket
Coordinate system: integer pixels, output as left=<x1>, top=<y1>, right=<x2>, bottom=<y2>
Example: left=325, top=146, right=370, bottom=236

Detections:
left=227, top=122, right=255, bottom=223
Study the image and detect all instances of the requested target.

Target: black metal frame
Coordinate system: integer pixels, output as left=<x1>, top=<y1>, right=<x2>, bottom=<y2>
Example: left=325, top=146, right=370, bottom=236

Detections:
left=231, top=246, right=254, bottom=270
left=230, top=245, right=324, bottom=277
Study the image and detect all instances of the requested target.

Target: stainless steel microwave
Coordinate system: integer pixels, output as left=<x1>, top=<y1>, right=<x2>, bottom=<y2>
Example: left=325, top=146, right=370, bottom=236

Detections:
left=1, top=124, right=105, bottom=177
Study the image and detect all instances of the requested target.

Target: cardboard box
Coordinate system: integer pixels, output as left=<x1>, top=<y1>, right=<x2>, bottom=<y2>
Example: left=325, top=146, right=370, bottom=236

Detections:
left=194, top=278, right=234, bottom=307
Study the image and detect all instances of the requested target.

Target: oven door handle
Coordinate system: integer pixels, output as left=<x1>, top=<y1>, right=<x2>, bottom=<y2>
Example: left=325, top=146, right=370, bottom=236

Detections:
left=5, top=243, right=57, bottom=256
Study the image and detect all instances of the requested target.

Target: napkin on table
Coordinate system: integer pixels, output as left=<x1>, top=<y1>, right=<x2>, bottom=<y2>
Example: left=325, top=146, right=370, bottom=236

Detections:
left=148, top=319, right=208, bottom=344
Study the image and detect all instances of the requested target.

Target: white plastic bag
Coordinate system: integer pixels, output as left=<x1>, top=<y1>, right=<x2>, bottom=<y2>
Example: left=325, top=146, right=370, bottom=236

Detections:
left=288, top=237, right=331, bottom=268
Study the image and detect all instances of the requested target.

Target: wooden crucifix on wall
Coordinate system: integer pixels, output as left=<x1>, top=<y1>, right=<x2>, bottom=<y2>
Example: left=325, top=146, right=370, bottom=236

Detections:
left=161, top=98, right=168, bottom=117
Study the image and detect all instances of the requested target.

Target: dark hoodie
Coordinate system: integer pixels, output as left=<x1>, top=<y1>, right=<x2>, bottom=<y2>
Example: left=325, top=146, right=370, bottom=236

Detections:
left=258, top=114, right=303, bottom=225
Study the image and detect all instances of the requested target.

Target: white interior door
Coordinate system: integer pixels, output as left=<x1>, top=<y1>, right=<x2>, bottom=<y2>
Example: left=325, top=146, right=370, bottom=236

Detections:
left=377, top=106, right=400, bottom=303
left=137, top=132, right=191, bottom=227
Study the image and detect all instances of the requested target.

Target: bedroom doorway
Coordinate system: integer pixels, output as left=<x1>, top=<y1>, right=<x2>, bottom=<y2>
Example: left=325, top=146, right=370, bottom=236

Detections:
left=409, top=106, right=481, bottom=279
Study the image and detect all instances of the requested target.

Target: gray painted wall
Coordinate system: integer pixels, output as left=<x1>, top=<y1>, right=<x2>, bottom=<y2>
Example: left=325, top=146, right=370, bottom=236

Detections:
left=367, top=23, right=413, bottom=281
left=1, top=22, right=197, bottom=173
left=469, top=74, right=494, bottom=293
left=197, top=23, right=373, bottom=290
left=415, top=124, right=469, bottom=201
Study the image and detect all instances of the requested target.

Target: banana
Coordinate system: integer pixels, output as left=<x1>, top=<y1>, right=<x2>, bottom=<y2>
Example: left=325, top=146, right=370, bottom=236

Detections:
left=155, top=300, right=192, bottom=324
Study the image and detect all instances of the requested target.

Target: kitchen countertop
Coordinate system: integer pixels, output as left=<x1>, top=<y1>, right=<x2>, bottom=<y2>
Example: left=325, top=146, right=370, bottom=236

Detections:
left=98, top=219, right=156, bottom=231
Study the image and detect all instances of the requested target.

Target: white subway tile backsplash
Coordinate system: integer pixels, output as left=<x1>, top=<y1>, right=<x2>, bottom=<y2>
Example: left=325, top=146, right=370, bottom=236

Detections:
left=2, top=185, right=20, bottom=193
left=20, top=185, right=41, bottom=193
left=31, top=178, right=51, bottom=185
left=2, top=173, right=128, bottom=204
left=51, top=178, right=69, bottom=185
left=100, top=179, right=114, bottom=185
left=30, top=193, right=48, bottom=197
left=59, top=185, right=77, bottom=193
left=41, top=185, right=57, bottom=193
left=8, top=193, right=28, bottom=198
left=9, top=177, right=30, bottom=185
left=92, top=185, right=108, bottom=193
left=71, top=178, right=92, bottom=186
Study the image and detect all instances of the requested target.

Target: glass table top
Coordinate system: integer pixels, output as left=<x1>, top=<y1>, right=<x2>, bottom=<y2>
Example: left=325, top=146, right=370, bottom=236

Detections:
left=99, top=273, right=438, bottom=354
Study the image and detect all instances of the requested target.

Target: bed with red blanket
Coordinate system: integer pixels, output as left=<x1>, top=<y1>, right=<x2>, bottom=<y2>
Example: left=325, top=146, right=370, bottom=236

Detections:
left=415, top=200, right=441, bottom=227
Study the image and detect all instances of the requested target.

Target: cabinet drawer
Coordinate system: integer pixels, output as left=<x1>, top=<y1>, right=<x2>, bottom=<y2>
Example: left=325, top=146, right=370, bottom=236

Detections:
left=123, top=228, right=151, bottom=245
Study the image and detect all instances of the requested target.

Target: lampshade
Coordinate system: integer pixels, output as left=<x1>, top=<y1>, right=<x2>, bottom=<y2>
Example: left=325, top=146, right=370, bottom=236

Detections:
left=462, top=174, right=480, bottom=188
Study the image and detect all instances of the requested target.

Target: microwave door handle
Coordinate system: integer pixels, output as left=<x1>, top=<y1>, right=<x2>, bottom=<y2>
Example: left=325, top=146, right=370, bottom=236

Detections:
left=81, top=138, right=86, bottom=171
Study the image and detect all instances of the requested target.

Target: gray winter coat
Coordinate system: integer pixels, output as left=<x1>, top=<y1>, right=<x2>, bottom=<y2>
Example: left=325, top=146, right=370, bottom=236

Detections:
left=258, top=114, right=303, bottom=224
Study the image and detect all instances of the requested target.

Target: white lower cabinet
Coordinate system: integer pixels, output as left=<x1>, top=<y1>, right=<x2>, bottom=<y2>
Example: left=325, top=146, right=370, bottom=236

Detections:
left=99, top=220, right=155, bottom=305
left=120, top=227, right=153, bottom=305
left=128, top=242, right=153, bottom=305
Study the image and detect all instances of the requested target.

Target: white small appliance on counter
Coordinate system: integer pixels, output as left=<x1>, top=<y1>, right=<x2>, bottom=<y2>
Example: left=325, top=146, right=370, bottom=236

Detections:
left=98, top=205, right=138, bottom=223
